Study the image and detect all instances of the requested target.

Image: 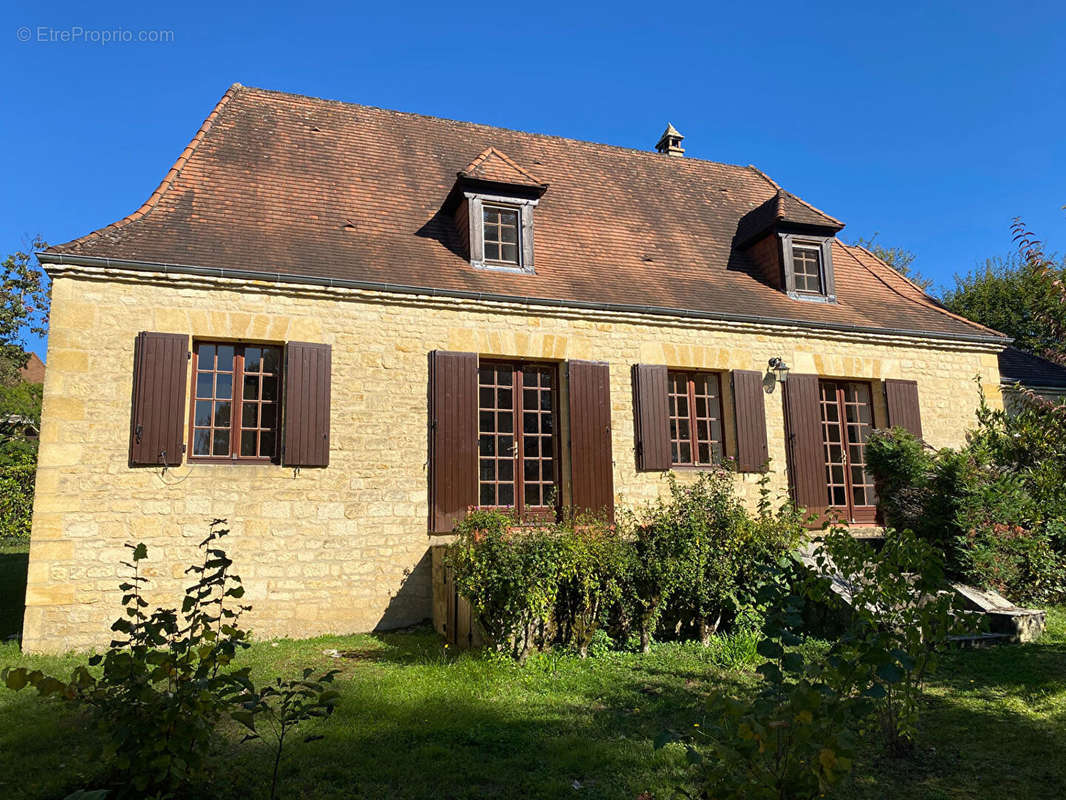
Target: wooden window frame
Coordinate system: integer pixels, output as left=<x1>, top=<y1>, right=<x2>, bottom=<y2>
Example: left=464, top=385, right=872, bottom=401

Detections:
left=477, top=360, right=561, bottom=521
left=780, top=234, right=836, bottom=303
left=464, top=191, right=538, bottom=273
left=667, top=370, right=726, bottom=468
left=481, top=204, right=521, bottom=267
left=818, top=379, right=877, bottom=524
left=188, top=341, right=283, bottom=464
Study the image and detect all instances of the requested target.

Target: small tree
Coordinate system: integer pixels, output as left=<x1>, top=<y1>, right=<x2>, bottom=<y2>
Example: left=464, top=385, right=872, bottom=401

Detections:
left=1, top=237, right=50, bottom=386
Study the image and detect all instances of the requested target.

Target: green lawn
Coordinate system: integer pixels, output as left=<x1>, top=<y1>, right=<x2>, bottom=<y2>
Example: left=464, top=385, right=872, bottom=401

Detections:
left=0, top=602, right=1063, bottom=799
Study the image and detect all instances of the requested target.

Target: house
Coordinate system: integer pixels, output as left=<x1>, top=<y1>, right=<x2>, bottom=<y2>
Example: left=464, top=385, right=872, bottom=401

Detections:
left=24, top=85, right=1009, bottom=652
left=997, top=346, right=1066, bottom=410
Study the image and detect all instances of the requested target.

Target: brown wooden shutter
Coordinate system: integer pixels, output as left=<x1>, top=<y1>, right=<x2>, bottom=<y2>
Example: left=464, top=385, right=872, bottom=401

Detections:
left=731, top=370, right=769, bottom=473
left=282, top=342, right=332, bottom=468
left=632, top=364, right=670, bottom=471
left=568, top=360, right=615, bottom=522
left=884, top=379, right=923, bottom=438
left=783, top=373, right=827, bottom=517
left=428, top=350, right=479, bottom=533
left=129, top=332, right=189, bottom=467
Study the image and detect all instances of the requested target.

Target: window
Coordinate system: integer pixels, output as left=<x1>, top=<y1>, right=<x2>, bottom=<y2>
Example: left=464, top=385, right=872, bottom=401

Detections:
left=482, top=205, right=520, bottom=265
left=462, top=192, right=537, bottom=273
left=780, top=235, right=835, bottom=302
left=819, top=380, right=877, bottom=523
left=791, top=244, right=823, bottom=294
left=478, top=361, right=559, bottom=518
left=190, top=342, right=281, bottom=461
left=667, top=371, right=725, bottom=466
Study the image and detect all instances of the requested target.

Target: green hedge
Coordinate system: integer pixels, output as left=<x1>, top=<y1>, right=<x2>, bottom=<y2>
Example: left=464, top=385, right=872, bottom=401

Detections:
left=445, top=471, right=805, bottom=659
left=0, top=464, right=35, bottom=544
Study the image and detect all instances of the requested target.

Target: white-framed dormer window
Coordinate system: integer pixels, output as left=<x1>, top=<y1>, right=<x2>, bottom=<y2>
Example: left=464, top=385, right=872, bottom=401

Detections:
left=464, top=192, right=537, bottom=273
left=779, top=234, right=836, bottom=303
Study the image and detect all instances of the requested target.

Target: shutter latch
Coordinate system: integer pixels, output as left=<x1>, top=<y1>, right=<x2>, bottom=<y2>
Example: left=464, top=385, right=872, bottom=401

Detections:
left=135, top=424, right=143, bottom=444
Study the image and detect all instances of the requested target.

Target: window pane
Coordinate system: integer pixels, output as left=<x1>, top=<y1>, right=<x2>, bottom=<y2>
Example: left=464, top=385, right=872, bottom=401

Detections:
left=193, top=430, right=210, bottom=456
left=525, top=483, right=540, bottom=506
left=479, top=387, right=493, bottom=408
left=242, top=403, right=258, bottom=428
left=501, top=224, right=517, bottom=244
left=215, top=373, right=232, bottom=400
left=479, top=436, right=495, bottom=456
left=678, top=442, right=691, bottom=464
left=480, top=459, right=495, bottom=481
left=523, top=413, right=538, bottom=434
left=263, top=377, right=278, bottom=402
left=244, top=375, right=259, bottom=401
left=480, top=484, right=495, bottom=506
left=500, top=244, right=517, bottom=263
left=214, top=401, right=231, bottom=428
left=262, top=348, right=280, bottom=373
left=498, top=412, right=513, bottom=433
left=498, top=483, right=514, bottom=506
left=485, top=242, right=500, bottom=261
left=245, top=348, right=262, bottom=372
left=524, top=437, right=538, bottom=458
left=542, top=460, right=553, bottom=482
left=196, top=373, right=213, bottom=399
left=260, top=431, right=275, bottom=458
left=241, top=430, right=257, bottom=457
left=216, top=345, right=234, bottom=372
left=524, top=460, right=539, bottom=481
left=499, top=459, right=513, bottom=481
left=213, top=429, right=230, bottom=456
left=197, top=345, right=215, bottom=370
left=195, top=401, right=212, bottom=427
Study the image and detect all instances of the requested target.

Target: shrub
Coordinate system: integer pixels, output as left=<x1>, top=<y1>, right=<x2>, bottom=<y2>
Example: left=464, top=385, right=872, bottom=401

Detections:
left=552, top=518, right=629, bottom=657
left=866, top=417, right=1066, bottom=605
left=0, top=462, right=34, bottom=544
left=446, top=509, right=566, bottom=660
left=812, top=527, right=970, bottom=754
left=2, top=521, right=338, bottom=798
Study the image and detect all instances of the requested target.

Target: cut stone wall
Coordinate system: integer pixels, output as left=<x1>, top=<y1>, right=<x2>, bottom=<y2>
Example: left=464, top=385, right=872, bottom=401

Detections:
left=23, top=270, right=1003, bottom=652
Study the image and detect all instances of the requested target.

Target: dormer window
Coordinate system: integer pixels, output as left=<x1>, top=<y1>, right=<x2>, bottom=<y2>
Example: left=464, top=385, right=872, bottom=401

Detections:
left=735, top=188, right=843, bottom=304
left=483, top=204, right=521, bottom=266
left=449, top=147, right=549, bottom=275
left=781, top=235, right=835, bottom=302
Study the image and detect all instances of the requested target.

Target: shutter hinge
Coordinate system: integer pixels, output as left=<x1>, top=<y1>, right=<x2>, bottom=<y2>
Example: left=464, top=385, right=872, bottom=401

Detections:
left=187, top=351, right=192, bottom=360
left=134, top=424, right=143, bottom=444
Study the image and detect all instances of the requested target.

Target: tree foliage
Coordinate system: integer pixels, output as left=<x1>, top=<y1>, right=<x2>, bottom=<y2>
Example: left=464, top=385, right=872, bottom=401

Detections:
left=1, top=237, right=50, bottom=385
left=851, top=233, right=932, bottom=292
left=942, top=216, right=1066, bottom=364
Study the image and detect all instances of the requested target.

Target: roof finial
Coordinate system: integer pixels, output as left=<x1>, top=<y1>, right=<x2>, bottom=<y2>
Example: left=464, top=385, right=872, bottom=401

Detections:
left=655, top=123, right=684, bottom=157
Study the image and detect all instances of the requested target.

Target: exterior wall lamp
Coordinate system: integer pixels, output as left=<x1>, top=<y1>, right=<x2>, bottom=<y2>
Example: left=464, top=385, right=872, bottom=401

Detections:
left=768, top=357, right=791, bottom=384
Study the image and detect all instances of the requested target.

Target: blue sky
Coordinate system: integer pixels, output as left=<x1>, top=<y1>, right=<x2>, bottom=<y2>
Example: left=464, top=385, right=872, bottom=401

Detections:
left=3, top=1, right=1065, bottom=360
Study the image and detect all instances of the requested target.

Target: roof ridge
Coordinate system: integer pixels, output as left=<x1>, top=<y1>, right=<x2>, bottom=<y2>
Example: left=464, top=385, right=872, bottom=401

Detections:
left=838, top=242, right=1004, bottom=337
left=235, top=84, right=762, bottom=174
left=47, top=83, right=244, bottom=253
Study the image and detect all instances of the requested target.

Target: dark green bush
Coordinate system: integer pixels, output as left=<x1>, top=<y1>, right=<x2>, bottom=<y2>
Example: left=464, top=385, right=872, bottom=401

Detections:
left=447, top=472, right=803, bottom=659
left=866, top=407, right=1066, bottom=605
left=0, top=462, right=35, bottom=544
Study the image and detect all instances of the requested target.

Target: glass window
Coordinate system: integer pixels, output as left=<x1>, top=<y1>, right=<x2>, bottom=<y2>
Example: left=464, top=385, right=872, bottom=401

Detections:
left=667, top=371, right=725, bottom=466
left=792, top=244, right=824, bottom=294
left=190, top=342, right=282, bottom=461
left=483, top=206, right=520, bottom=265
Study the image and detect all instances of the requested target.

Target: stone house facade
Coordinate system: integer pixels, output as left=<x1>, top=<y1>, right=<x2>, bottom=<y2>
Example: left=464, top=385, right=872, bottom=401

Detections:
left=25, top=85, right=1007, bottom=652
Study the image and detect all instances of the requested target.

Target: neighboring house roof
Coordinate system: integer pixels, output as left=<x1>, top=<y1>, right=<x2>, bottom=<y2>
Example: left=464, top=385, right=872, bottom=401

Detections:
left=44, top=84, right=1005, bottom=343
left=19, top=353, right=45, bottom=384
left=997, top=347, right=1066, bottom=390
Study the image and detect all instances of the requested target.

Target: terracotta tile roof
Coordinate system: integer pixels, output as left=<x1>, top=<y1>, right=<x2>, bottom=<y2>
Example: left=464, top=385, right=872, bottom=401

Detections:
left=460, top=147, right=546, bottom=188
left=998, top=347, right=1066, bottom=389
left=18, top=353, right=45, bottom=384
left=47, top=84, right=1005, bottom=342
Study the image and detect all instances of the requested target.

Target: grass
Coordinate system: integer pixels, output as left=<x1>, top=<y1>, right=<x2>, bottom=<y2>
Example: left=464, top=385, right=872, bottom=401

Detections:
left=0, top=604, right=1063, bottom=799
